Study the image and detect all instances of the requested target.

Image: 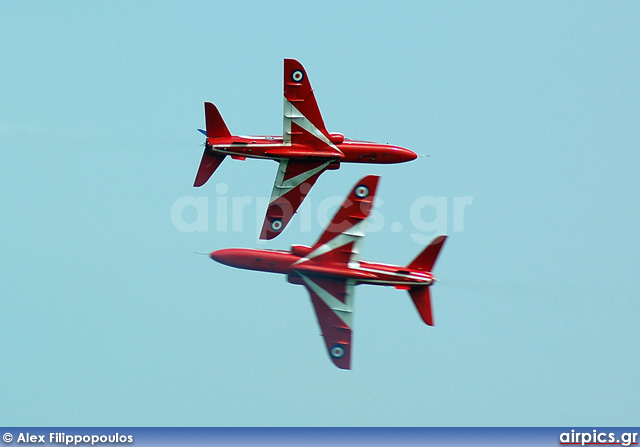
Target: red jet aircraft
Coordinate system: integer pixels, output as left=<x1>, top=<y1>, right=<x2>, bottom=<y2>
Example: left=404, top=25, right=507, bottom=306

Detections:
left=194, top=59, right=417, bottom=239
left=209, top=176, right=446, bottom=369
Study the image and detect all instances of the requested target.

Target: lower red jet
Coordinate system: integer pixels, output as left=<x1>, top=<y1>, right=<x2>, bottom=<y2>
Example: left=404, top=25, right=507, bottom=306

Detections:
left=209, top=176, right=447, bottom=369
left=194, top=58, right=417, bottom=239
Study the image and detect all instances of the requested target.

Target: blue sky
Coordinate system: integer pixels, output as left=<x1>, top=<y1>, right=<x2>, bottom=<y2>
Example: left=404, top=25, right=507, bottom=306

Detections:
left=1, top=1, right=638, bottom=426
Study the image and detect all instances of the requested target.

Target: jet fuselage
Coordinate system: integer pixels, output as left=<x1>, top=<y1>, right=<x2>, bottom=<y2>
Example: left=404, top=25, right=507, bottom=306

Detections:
left=210, top=247, right=434, bottom=288
left=205, top=136, right=417, bottom=164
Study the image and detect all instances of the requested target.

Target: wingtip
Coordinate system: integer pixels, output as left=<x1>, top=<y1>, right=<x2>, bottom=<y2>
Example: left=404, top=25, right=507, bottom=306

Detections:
left=432, top=235, right=448, bottom=248
left=284, top=58, right=308, bottom=85
left=329, top=350, right=351, bottom=370
left=259, top=230, right=277, bottom=241
left=334, top=363, right=351, bottom=370
left=350, top=175, right=380, bottom=202
left=359, top=174, right=381, bottom=186
left=260, top=215, right=287, bottom=240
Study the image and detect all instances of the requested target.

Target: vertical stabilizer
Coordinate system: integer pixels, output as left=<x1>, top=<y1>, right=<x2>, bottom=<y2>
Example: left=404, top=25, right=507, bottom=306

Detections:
left=204, top=102, right=231, bottom=138
left=407, top=235, right=447, bottom=272
left=407, top=236, right=447, bottom=326
left=193, top=103, right=230, bottom=187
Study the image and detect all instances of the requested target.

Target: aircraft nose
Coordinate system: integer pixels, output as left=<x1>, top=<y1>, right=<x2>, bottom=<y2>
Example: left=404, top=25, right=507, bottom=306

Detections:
left=210, top=249, right=234, bottom=266
left=394, top=146, right=418, bottom=163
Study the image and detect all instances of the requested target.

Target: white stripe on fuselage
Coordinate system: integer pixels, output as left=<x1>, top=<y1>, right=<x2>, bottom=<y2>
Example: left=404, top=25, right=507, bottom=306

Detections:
left=353, top=265, right=433, bottom=285
left=356, top=278, right=431, bottom=286
left=208, top=146, right=273, bottom=159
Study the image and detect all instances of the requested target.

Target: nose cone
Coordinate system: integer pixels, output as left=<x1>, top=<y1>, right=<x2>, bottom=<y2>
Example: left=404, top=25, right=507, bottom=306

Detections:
left=394, top=146, right=418, bottom=163
left=210, top=248, right=236, bottom=267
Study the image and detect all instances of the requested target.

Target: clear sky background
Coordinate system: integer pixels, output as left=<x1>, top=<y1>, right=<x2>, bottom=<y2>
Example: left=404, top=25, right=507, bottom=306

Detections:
left=1, top=1, right=638, bottom=426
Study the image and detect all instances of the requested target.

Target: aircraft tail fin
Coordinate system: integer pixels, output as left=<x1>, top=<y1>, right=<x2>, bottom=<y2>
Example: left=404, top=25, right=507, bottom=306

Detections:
left=407, top=235, right=447, bottom=272
left=204, top=102, right=231, bottom=138
left=406, top=236, right=447, bottom=326
left=194, top=102, right=230, bottom=187
left=408, top=287, right=434, bottom=326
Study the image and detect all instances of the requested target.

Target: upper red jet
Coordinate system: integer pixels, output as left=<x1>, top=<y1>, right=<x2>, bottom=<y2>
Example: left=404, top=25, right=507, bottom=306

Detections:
left=210, top=176, right=447, bottom=369
left=194, top=58, right=417, bottom=239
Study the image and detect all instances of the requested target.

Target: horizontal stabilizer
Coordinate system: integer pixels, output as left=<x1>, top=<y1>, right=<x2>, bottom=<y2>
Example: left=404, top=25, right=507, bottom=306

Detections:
left=194, top=149, right=225, bottom=187
left=409, top=287, right=434, bottom=326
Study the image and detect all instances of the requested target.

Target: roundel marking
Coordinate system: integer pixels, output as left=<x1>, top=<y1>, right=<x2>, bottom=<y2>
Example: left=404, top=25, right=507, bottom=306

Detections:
left=270, top=218, right=283, bottom=232
left=354, top=185, right=370, bottom=199
left=291, top=69, right=305, bottom=83
left=330, top=345, right=345, bottom=359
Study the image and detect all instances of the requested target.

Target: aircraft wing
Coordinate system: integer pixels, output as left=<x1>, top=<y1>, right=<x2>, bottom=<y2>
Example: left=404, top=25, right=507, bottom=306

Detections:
left=283, top=58, right=341, bottom=153
left=260, top=159, right=331, bottom=239
left=298, top=274, right=355, bottom=370
left=293, top=175, right=380, bottom=266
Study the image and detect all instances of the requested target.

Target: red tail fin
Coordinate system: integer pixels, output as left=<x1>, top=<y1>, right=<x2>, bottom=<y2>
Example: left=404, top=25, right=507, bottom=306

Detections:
left=194, top=103, right=230, bottom=187
left=407, top=236, right=447, bottom=326
left=409, top=287, right=434, bottom=326
left=407, top=235, right=447, bottom=272
left=204, top=102, right=231, bottom=138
